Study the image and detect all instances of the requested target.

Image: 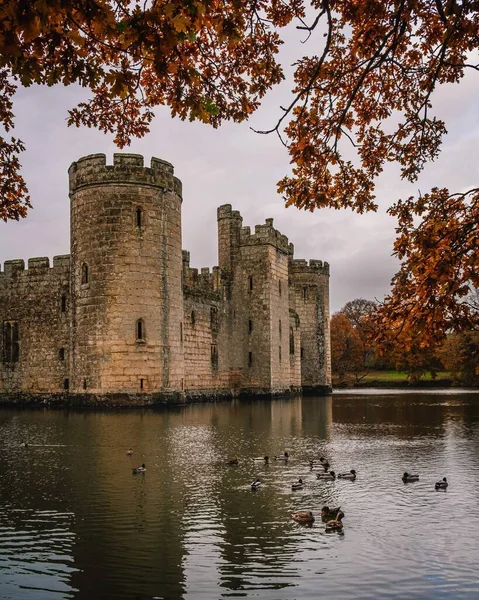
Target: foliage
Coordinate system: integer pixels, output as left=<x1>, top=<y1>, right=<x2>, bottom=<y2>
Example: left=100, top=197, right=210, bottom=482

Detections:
left=341, top=298, right=377, bottom=368
left=330, top=312, right=363, bottom=382
left=1, top=0, right=478, bottom=340
left=437, top=331, right=479, bottom=384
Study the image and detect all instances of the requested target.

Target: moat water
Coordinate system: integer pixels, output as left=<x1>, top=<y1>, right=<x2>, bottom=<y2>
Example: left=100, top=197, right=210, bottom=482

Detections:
left=1, top=390, right=479, bottom=600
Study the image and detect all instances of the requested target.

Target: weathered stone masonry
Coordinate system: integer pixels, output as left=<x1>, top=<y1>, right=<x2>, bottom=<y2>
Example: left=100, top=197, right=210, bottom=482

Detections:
left=0, top=154, right=331, bottom=406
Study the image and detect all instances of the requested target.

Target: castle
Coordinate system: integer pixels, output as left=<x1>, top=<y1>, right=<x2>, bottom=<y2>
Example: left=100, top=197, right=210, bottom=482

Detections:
left=0, top=154, right=331, bottom=405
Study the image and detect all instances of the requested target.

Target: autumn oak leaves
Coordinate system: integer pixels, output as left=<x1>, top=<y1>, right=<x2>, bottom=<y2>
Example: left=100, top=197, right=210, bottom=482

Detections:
left=0, top=0, right=477, bottom=344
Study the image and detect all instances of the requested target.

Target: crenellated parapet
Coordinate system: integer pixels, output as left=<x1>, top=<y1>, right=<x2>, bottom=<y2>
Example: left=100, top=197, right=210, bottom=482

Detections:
left=68, top=153, right=182, bottom=198
left=292, top=258, right=330, bottom=276
left=0, top=255, right=70, bottom=279
left=239, top=217, right=291, bottom=254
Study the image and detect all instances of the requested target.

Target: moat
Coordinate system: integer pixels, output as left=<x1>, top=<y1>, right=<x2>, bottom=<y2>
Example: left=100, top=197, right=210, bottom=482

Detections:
left=1, top=390, right=478, bottom=600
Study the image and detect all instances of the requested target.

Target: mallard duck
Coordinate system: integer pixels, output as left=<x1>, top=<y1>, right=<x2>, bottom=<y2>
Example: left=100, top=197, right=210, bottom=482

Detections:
left=319, top=457, right=330, bottom=470
left=338, top=469, right=356, bottom=480
left=126, top=449, right=133, bottom=455
left=253, top=456, right=269, bottom=464
left=321, top=506, right=343, bottom=521
left=251, top=478, right=261, bottom=491
left=274, top=451, right=289, bottom=462
left=291, top=510, right=315, bottom=523
left=317, top=470, right=335, bottom=480
left=132, top=463, right=146, bottom=474
left=325, top=512, right=344, bottom=532
left=228, top=458, right=239, bottom=465
left=402, top=472, right=419, bottom=482
left=291, top=478, right=304, bottom=491
left=435, top=477, right=448, bottom=490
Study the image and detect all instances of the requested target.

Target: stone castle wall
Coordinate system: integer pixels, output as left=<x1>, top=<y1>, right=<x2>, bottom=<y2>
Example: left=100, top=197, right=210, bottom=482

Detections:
left=0, top=155, right=331, bottom=406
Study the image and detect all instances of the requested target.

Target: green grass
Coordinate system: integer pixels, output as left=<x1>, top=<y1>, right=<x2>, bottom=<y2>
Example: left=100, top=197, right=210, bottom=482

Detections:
left=333, top=370, right=453, bottom=385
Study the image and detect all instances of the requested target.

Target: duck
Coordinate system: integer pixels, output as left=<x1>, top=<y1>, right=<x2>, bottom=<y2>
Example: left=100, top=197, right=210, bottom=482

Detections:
left=253, top=456, right=269, bottom=464
left=126, top=449, right=133, bottom=455
left=291, top=510, right=315, bottom=524
left=325, top=512, right=344, bottom=532
left=251, top=478, right=261, bottom=491
left=274, top=451, right=289, bottom=462
left=338, top=469, right=357, bottom=480
left=228, top=458, right=239, bottom=466
left=132, top=463, right=146, bottom=474
left=317, top=470, right=335, bottom=480
left=321, top=506, right=343, bottom=521
left=402, top=472, right=419, bottom=482
left=319, top=457, right=330, bottom=470
left=20, top=441, right=28, bottom=448
left=435, top=477, right=448, bottom=490
left=291, top=478, right=304, bottom=491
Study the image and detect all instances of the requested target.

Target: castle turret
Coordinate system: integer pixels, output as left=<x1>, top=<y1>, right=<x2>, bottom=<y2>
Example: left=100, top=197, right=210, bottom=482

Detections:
left=69, top=153, right=184, bottom=397
left=292, top=259, right=331, bottom=393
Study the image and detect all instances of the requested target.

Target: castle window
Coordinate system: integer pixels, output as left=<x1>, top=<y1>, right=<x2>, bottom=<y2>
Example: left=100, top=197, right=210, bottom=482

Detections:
left=248, top=351, right=253, bottom=367
left=59, top=347, right=65, bottom=361
left=81, top=263, right=89, bottom=285
left=61, top=294, right=67, bottom=313
left=301, top=347, right=305, bottom=359
left=295, top=314, right=300, bottom=329
left=136, top=319, right=145, bottom=342
left=289, top=328, right=295, bottom=355
left=302, top=287, right=308, bottom=301
left=180, top=322, right=183, bottom=343
left=279, top=319, right=282, bottom=339
left=63, top=378, right=69, bottom=390
left=278, top=280, right=282, bottom=297
left=210, top=306, right=218, bottom=331
left=135, top=207, right=143, bottom=229
left=83, top=378, right=87, bottom=390
left=211, top=344, right=218, bottom=369
left=191, top=311, right=196, bottom=326
left=3, top=321, right=19, bottom=363
left=279, top=346, right=282, bottom=363
left=140, top=378, right=144, bottom=390
left=248, top=319, right=253, bottom=334
left=248, top=276, right=253, bottom=292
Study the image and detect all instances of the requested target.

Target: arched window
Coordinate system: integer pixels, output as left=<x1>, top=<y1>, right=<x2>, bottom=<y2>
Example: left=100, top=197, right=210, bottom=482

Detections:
left=136, top=319, right=145, bottom=342
left=289, top=327, right=295, bottom=355
left=61, top=294, right=67, bottom=313
left=135, top=207, right=143, bottom=229
left=302, top=287, right=308, bottom=301
left=3, top=321, right=19, bottom=363
left=81, top=263, right=89, bottom=285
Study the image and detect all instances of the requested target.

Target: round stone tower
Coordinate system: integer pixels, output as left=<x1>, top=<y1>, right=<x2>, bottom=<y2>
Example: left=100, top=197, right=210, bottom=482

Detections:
left=68, top=153, right=184, bottom=397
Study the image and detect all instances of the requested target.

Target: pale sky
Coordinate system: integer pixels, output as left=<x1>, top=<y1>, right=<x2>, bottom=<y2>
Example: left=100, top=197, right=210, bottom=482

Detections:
left=1, top=24, right=478, bottom=313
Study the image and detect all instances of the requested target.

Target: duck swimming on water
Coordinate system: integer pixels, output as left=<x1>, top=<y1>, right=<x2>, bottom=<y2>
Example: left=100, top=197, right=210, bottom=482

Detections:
left=291, top=478, right=304, bottom=491
left=251, top=479, right=261, bottom=491
left=435, top=477, right=448, bottom=490
left=325, top=512, right=344, bottom=532
left=274, top=452, right=289, bottom=462
left=291, top=510, right=315, bottom=524
left=126, top=449, right=133, bottom=455
left=253, top=456, right=269, bottom=464
left=402, top=472, right=419, bottom=482
left=321, top=506, right=343, bottom=521
left=132, top=463, right=146, bottom=474
left=338, top=470, right=356, bottom=480
left=317, top=470, right=335, bottom=480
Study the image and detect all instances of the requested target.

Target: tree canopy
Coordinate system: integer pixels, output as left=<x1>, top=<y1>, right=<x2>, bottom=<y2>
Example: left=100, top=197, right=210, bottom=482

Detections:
left=1, top=0, right=478, bottom=340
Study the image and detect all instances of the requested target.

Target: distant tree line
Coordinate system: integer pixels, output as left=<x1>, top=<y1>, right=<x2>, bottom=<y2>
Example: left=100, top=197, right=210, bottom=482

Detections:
left=331, top=295, right=479, bottom=386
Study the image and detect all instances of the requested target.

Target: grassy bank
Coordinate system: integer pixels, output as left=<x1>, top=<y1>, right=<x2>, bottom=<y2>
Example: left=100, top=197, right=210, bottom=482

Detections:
left=333, top=370, right=455, bottom=388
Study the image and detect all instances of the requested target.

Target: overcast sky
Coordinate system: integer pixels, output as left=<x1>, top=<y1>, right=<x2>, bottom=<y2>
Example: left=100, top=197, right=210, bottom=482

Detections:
left=1, top=25, right=478, bottom=313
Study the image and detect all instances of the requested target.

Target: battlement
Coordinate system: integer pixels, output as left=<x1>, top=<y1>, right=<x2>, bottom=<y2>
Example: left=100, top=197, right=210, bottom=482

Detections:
left=239, top=217, right=291, bottom=253
left=0, top=255, right=70, bottom=278
left=292, top=258, right=330, bottom=276
left=217, top=204, right=243, bottom=221
left=68, top=153, right=182, bottom=197
left=183, top=264, right=221, bottom=294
